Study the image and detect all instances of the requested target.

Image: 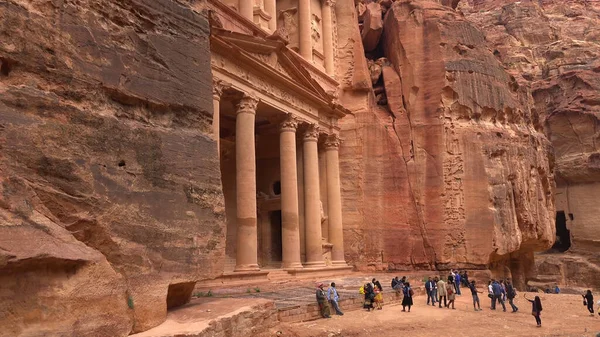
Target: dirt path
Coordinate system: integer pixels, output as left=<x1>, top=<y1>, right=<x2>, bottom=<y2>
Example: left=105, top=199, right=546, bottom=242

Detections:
left=262, top=293, right=600, bottom=337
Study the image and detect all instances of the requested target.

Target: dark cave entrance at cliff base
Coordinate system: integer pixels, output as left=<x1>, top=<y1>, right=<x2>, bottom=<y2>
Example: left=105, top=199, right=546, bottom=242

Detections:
left=551, top=211, right=571, bottom=252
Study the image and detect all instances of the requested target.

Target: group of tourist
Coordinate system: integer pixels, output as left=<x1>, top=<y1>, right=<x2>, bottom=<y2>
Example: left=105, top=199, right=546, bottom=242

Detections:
left=315, top=274, right=600, bottom=327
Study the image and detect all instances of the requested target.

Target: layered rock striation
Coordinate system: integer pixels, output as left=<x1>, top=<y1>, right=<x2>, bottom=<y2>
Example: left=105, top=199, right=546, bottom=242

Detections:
left=338, top=0, right=555, bottom=284
left=0, top=0, right=223, bottom=335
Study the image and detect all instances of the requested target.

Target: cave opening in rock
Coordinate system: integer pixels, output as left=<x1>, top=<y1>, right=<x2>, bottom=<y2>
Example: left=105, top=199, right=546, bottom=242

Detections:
left=552, top=211, right=571, bottom=252
left=166, top=281, right=196, bottom=310
left=0, top=58, right=10, bottom=76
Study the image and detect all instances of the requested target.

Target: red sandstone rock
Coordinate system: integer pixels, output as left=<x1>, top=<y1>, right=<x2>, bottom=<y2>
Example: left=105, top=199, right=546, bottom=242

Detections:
left=339, top=0, right=555, bottom=286
left=0, top=0, right=223, bottom=335
left=361, top=2, right=384, bottom=52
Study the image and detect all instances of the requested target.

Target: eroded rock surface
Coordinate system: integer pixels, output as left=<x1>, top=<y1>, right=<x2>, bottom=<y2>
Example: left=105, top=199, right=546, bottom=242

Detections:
left=460, top=0, right=600, bottom=288
left=0, top=0, right=223, bottom=335
left=339, top=0, right=555, bottom=285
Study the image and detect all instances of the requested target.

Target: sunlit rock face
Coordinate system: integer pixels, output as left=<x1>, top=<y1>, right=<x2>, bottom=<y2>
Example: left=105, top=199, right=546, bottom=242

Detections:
left=0, top=0, right=223, bottom=335
left=337, top=0, right=554, bottom=285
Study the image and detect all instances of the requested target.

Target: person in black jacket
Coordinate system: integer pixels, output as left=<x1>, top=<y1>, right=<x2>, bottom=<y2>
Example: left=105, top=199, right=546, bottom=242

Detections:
left=525, top=294, right=543, bottom=327
left=425, top=277, right=437, bottom=306
left=583, top=290, right=594, bottom=315
left=506, top=280, right=519, bottom=313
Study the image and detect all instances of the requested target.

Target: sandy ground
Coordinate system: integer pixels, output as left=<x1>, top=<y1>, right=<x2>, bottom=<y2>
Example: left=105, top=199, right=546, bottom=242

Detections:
left=261, top=293, right=600, bottom=337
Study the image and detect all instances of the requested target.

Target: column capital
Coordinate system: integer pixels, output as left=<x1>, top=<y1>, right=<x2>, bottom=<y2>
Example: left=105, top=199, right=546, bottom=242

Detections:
left=212, top=79, right=229, bottom=101
left=280, top=114, right=299, bottom=133
left=303, top=124, right=320, bottom=142
left=324, top=0, right=336, bottom=7
left=324, top=133, right=342, bottom=150
left=236, top=94, right=259, bottom=115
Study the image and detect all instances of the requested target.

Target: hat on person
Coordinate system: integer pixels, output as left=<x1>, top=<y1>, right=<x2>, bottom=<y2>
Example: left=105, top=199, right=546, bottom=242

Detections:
left=317, top=283, right=324, bottom=288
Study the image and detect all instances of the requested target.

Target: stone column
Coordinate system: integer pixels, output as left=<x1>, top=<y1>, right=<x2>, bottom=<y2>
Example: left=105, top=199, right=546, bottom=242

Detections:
left=212, top=79, right=227, bottom=156
left=325, top=134, right=347, bottom=266
left=239, top=0, right=254, bottom=22
left=234, top=94, right=260, bottom=272
left=303, top=124, right=325, bottom=267
left=280, top=114, right=303, bottom=269
left=322, top=0, right=335, bottom=76
left=298, top=0, right=312, bottom=61
left=264, top=0, right=276, bottom=32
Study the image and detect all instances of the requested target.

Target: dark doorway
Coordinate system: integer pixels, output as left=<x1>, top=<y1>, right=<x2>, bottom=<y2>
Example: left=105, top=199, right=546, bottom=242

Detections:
left=269, top=210, right=283, bottom=262
left=552, top=211, right=571, bottom=252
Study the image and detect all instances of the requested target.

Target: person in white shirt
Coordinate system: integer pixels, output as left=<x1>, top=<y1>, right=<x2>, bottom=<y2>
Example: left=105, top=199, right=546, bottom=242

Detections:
left=327, top=282, right=344, bottom=316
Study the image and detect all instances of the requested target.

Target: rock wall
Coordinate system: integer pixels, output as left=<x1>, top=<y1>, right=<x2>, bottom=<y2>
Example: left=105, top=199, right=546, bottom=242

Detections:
left=337, top=0, right=555, bottom=282
left=0, top=1, right=224, bottom=336
left=459, top=0, right=600, bottom=287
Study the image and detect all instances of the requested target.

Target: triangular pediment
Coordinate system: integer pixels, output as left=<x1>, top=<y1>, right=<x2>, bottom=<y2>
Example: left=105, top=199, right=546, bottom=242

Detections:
left=212, top=29, right=333, bottom=103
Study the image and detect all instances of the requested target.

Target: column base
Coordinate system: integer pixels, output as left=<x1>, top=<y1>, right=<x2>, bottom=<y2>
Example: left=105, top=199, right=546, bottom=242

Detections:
left=282, top=262, right=304, bottom=270
left=303, top=260, right=326, bottom=268
left=234, top=264, right=260, bottom=272
left=331, top=260, right=348, bottom=267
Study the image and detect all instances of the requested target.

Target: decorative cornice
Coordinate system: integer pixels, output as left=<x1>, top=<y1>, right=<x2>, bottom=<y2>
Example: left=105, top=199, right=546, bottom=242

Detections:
left=324, top=133, right=342, bottom=150
left=212, top=79, right=230, bottom=100
left=236, top=94, right=259, bottom=115
left=303, top=124, right=320, bottom=142
left=280, top=114, right=298, bottom=133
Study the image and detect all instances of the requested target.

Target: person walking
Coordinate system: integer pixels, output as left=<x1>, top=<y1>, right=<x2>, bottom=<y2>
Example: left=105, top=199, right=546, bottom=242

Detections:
left=488, top=280, right=494, bottom=309
left=402, top=282, right=414, bottom=312
left=506, top=280, right=519, bottom=313
left=583, top=290, right=594, bottom=316
left=327, top=282, right=344, bottom=316
left=491, top=279, right=507, bottom=311
left=447, top=280, right=456, bottom=309
left=468, top=280, right=483, bottom=311
left=500, top=280, right=507, bottom=302
left=316, top=283, right=331, bottom=318
left=525, top=294, right=543, bottom=327
left=437, top=277, right=447, bottom=308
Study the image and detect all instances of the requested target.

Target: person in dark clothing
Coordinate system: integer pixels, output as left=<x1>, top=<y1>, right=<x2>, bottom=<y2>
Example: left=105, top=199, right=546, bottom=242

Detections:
left=425, top=277, right=437, bottom=306
left=525, top=294, right=543, bottom=327
left=454, top=272, right=462, bottom=295
left=491, top=280, right=507, bottom=311
left=506, top=280, right=519, bottom=313
left=363, top=283, right=375, bottom=311
left=316, top=283, right=331, bottom=318
left=462, top=271, right=470, bottom=287
left=468, top=280, right=483, bottom=311
left=583, top=290, right=594, bottom=315
left=402, top=282, right=414, bottom=312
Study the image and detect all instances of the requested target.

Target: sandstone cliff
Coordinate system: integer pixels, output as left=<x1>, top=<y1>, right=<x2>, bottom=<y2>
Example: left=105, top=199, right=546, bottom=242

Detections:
left=338, top=0, right=555, bottom=285
left=0, top=1, right=223, bottom=335
left=459, top=0, right=600, bottom=289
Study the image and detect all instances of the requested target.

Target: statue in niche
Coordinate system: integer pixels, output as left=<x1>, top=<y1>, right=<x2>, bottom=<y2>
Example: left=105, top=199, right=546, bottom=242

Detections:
left=311, top=14, right=321, bottom=43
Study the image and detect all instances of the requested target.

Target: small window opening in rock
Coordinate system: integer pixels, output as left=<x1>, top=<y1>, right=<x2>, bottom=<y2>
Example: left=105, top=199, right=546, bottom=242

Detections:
left=551, top=211, right=571, bottom=252
left=496, top=132, right=502, bottom=138
left=568, top=213, right=574, bottom=221
left=272, top=181, right=281, bottom=196
left=118, top=160, right=126, bottom=167
left=166, top=281, right=196, bottom=310
left=0, top=59, right=10, bottom=77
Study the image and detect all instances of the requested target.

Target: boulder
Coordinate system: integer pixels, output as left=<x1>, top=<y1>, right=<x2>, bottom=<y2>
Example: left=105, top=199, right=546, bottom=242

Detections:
left=361, top=2, right=384, bottom=52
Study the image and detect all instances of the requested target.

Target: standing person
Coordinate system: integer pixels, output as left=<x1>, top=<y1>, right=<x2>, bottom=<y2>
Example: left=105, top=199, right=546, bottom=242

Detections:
left=583, top=290, right=594, bottom=316
left=447, top=280, right=456, bottom=309
left=437, top=277, right=447, bottom=308
left=488, top=280, right=494, bottom=309
left=525, top=294, right=543, bottom=327
left=455, top=272, right=462, bottom=295
left=316, top=283, right=331, bottom=318
left=431, top=277, right=438, bottom=306
left=506, top=280, right=519, bottom=313
left=500, top=280, right=507, bottom=302
left=327, top=282, right=344, bottom=316
left=392, top=276, right=403, bottom=293
left=373, top=280, right=384, bottom=310
left=425, top=277, right=435, bottom=306
left=402, top=282, right=414, bottom=312
left=468, top=280, right=483, bottom=311
left=363, top=282, right=374, bottom=311
left=463, top=271, right=470, bottom=287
